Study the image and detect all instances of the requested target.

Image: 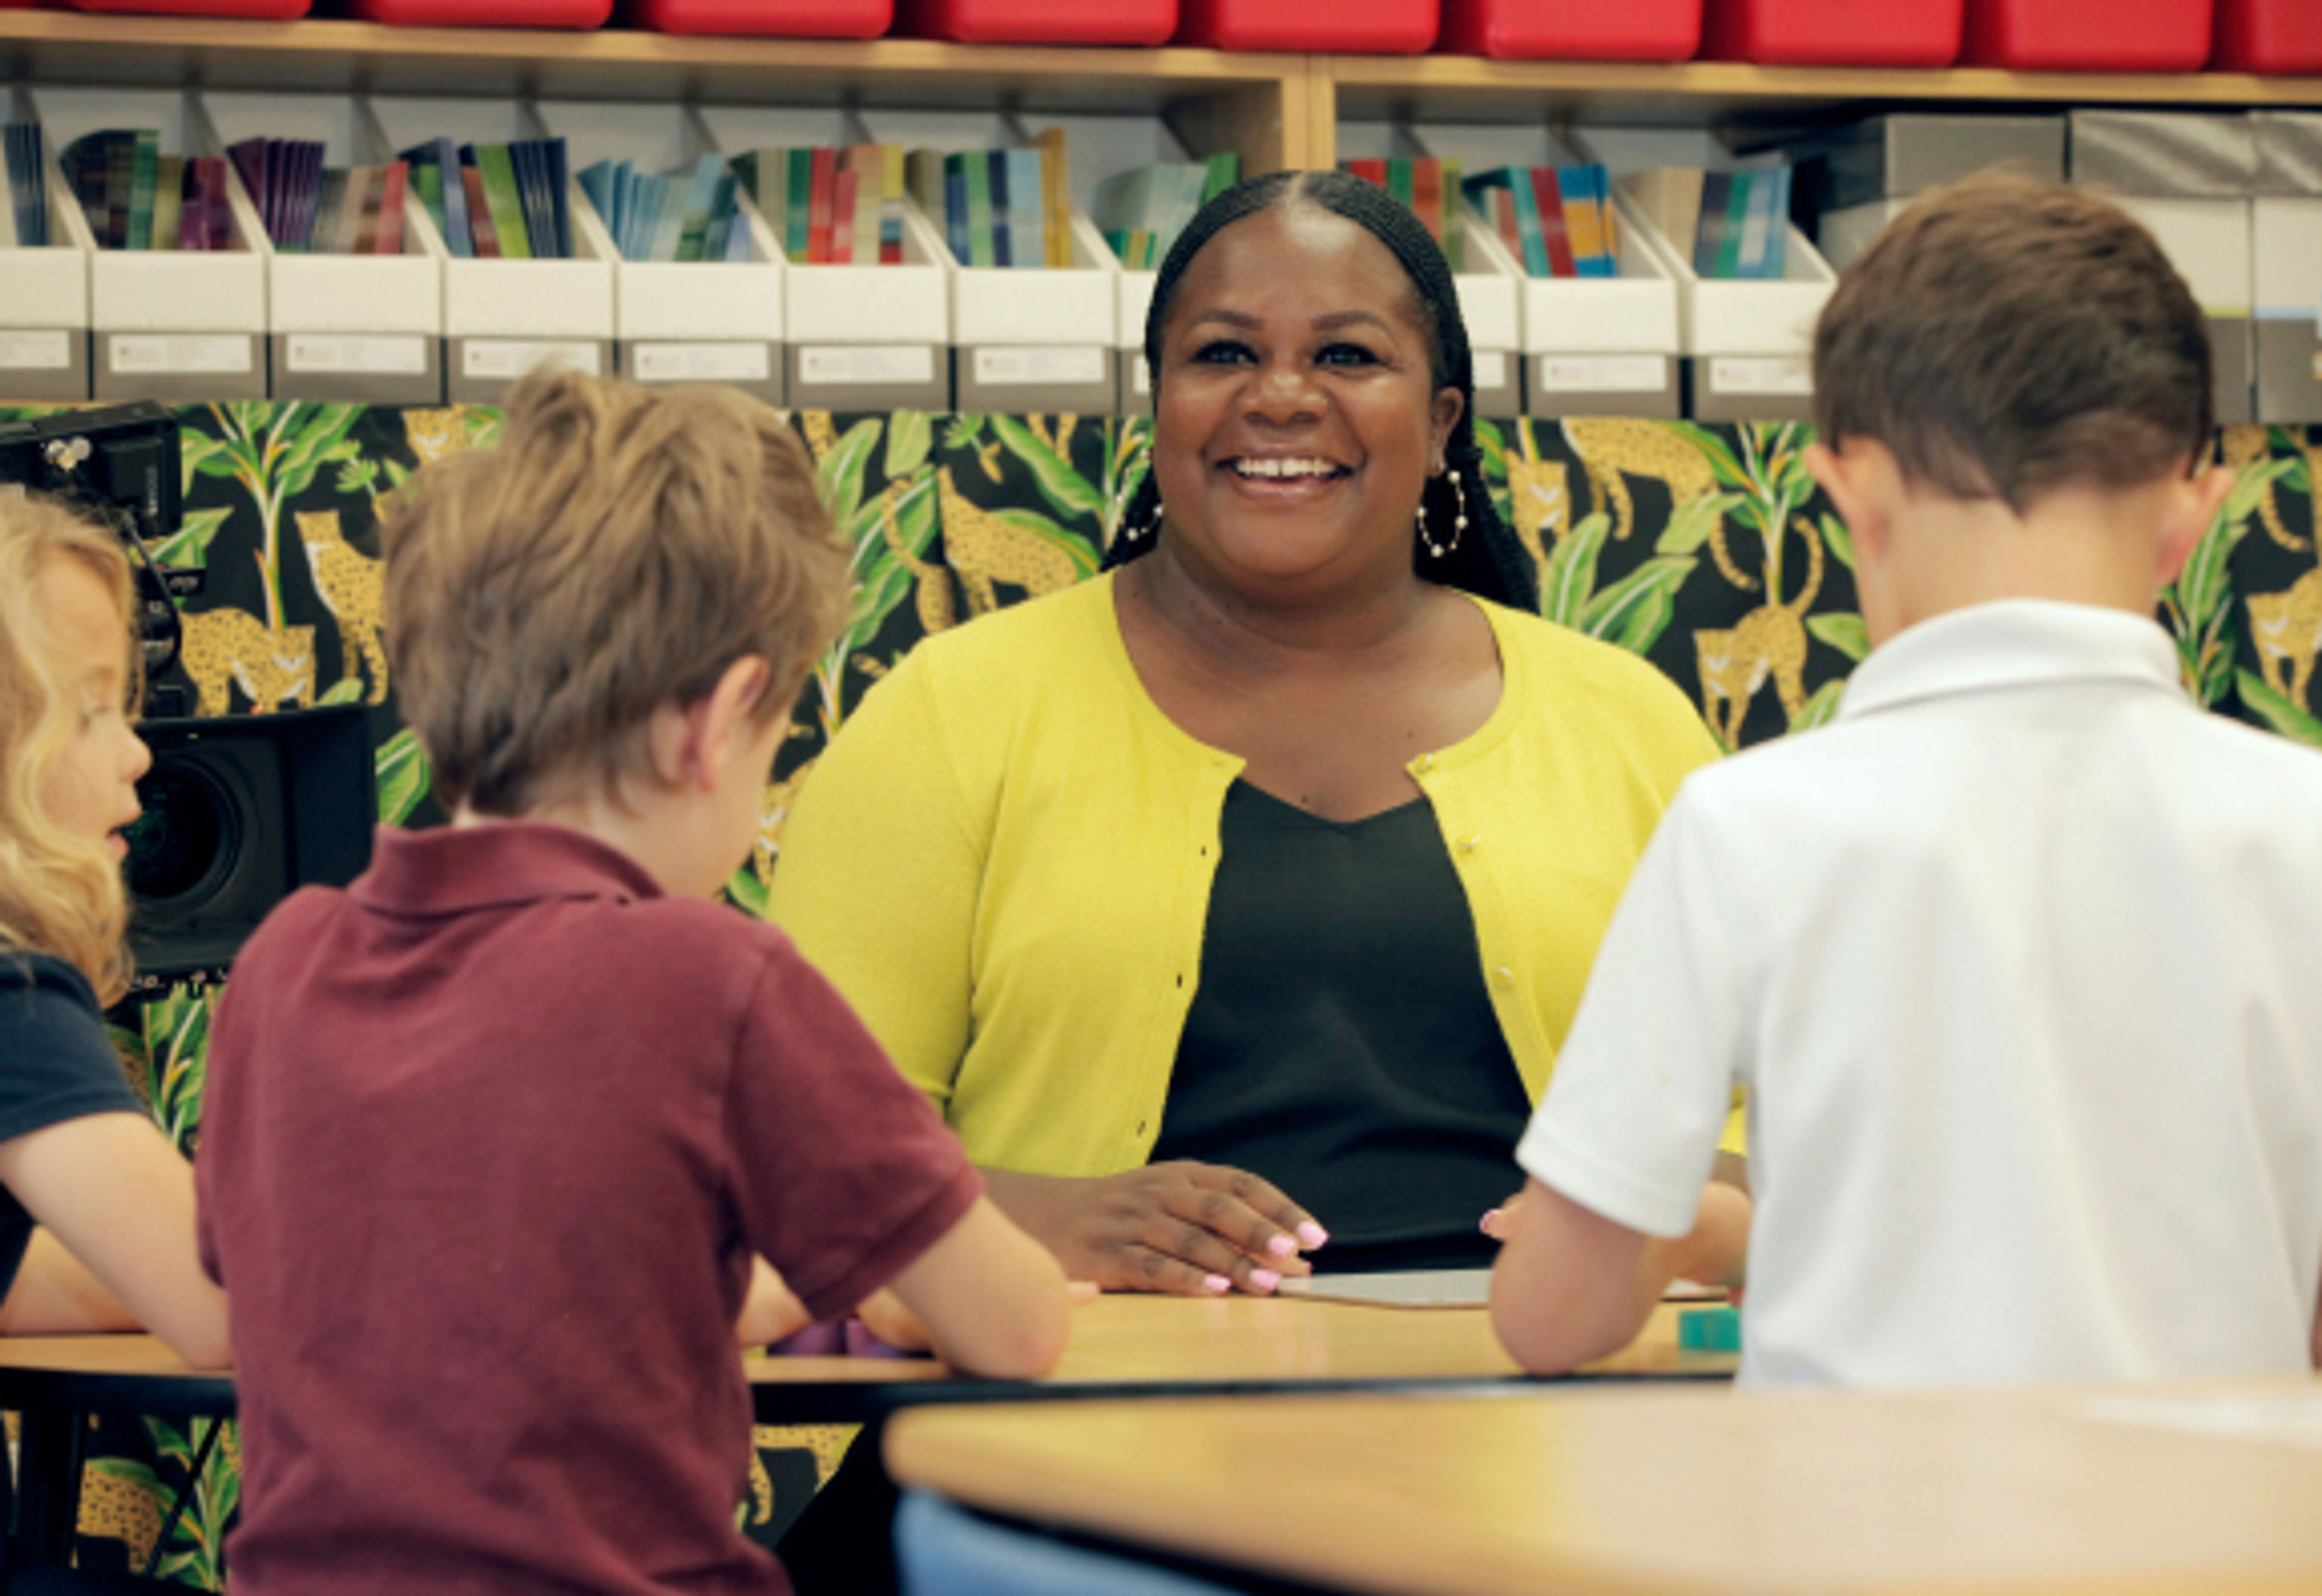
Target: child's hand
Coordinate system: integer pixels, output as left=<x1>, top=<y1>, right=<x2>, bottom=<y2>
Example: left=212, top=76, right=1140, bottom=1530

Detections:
left=1667, top=1183, right=1752, bottom=1291
left=856, top=1288, right=933, bottom=1354
left=735, top=1257, right=811, bottom=1348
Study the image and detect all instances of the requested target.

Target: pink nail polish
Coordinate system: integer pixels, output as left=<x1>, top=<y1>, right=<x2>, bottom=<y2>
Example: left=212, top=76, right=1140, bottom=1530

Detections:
left=1480, top=1208, right=1503, bottom=1233
left=1268, top=1233, right=1297, bottom=1259
left=1203, top=1273, right=1232, bottom=1294
left=1249, top=1268, right=1282, bottom=1292
left=1297, top=1221, right=1329, bottom=1249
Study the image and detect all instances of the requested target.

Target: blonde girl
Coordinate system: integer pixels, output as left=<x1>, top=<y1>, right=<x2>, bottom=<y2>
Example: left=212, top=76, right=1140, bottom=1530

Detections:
left=0, top=490, right=228, bottom=1366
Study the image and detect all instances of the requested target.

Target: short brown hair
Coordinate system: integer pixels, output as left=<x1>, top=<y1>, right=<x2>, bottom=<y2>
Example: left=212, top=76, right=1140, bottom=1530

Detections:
left=1813, top=175, right=2213, bottom=513
left=381, top=373, right=848, bottom=816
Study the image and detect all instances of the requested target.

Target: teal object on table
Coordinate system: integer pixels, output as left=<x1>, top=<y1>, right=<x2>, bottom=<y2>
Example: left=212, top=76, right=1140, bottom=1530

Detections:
left=1679, top=1305, right=1743, bottom=1353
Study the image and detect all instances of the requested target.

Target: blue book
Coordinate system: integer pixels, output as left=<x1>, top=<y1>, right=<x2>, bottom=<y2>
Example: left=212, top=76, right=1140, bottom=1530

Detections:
left=578, top=156, right=621, bottom=246
left=1695, top=170, right=1730, bottom=278
left=986, top=149, right=1011, bottom=268
left=1006, top=147, right=1045, bottom=271
left=543, top=136, right=571, bottom=260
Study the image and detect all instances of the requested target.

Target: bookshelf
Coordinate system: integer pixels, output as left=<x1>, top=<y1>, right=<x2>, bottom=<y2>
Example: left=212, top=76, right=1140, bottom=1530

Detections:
left=1, top=12, right=2318, bottom=178
left=0, top=14, right=1313, bottom=172
left=1323, top=55, right=2322, bottom=140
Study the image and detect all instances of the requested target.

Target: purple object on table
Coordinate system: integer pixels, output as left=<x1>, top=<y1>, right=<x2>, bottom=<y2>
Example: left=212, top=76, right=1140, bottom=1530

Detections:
left=767, top=1317, right=930, bottom=1359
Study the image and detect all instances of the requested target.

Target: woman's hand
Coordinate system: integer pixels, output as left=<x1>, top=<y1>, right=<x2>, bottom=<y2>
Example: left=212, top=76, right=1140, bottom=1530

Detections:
left=983, top=1163, right=1328, bottom=1296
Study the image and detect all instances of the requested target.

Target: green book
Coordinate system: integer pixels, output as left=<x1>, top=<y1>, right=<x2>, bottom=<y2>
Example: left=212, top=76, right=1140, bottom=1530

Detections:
left=126, top=129, right=158, bottom=252
left=962, top=147, right=994, bottom=268
left=1202, top=153, right=1239, bottom=204
left=785, top=147, right=813, bottom=261
left=1714, top=170, right=1751, bottom=280
left=150, top=155, right=184, bottom=252
left=475, top=143, right=531, bottom=260
left=102, top=133, right=133, bottom=249
left=411, top=159, right=444, bottom=236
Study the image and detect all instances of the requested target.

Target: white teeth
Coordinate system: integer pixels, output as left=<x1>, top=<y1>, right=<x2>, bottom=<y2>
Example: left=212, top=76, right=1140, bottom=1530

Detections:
left=1231, top=458, right=1340, bottom=480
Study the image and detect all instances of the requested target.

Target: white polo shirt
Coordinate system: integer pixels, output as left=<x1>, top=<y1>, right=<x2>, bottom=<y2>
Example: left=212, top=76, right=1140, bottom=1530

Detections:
left=1518, top=598, right=2322, bottom=1387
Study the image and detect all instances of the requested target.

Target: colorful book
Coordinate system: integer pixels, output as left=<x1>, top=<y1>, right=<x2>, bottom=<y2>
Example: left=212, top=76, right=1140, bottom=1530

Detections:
left=459, top=156, right=500, bottom=259
left=1005, top=147, right=1044, bottom=272
left=986, top=148, right=1010, bottom=268
left=373, top=159, right=408, bottom=255
left=963, top=150, right=994, bottom=268
left=474, top=143, right=531, bottom=260
left=150, top=155, right=184, bottom=252
left=1715, top=169, right=1751, bottom=279
left=127, top=129, right=159, bottom=252
left=1036, top=126, right=1070, bottom=269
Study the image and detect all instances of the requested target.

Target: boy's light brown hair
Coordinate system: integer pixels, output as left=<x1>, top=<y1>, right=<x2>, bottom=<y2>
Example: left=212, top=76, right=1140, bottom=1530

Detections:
left=1813, top=175, right=2214, bottom=514
left=381, top=372, right=849, bottom=816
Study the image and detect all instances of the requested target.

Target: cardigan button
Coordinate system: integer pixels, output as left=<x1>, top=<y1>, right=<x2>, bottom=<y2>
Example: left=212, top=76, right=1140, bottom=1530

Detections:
left=1495, top=967, right=1515, bottom=985
left=1459, top=834, right=1481, bottom=852
left=1414, top=753, right=1435, bottom=772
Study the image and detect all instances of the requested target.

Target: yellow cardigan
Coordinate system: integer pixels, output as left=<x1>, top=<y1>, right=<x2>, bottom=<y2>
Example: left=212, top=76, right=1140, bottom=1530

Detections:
left=769, top=573, right=1726, bottom=1177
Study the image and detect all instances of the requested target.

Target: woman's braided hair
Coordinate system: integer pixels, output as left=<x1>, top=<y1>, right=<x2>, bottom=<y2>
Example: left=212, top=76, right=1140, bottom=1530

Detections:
left=1104, top=169, right=1538, bottom=612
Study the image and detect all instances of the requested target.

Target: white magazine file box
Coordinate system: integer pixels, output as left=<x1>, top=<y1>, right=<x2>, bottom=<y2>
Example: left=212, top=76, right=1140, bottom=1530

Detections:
left=1017, top=110, right=1234, bottom=418
left=1571, top=127, right=1834, bottom=422
left=30, top=86, right=266, bottom=402
left=863, top=110, right=1117, bottom=417
left=0, top=86, right=91, bottom=401
left=2254, top=196, right=2322, bottom=422
left=535, top=99, right=784, bottom=404
left=696, top=104, right=949, bottom=414
left=1364, top=119, right=1668, bottom=420
left=200, top=91, right=443, bottom=404
left=364, top=96, right=614, bottom=405
left=2122, top=196, right=2257, bottom=427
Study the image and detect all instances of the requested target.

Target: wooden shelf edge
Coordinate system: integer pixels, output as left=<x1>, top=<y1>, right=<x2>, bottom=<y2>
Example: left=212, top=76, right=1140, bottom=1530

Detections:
left=0, top=13, right=1305, bottom=89
left=1324, top=52, right=2322, bottom=109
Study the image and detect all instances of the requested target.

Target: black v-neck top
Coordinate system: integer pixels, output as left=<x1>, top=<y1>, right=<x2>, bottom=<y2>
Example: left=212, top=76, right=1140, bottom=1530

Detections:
left=1149, top=781, right=1533, bottom=1273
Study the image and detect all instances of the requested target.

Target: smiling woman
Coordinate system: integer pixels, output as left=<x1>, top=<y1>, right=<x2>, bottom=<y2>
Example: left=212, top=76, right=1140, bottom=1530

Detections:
left=769, top=172, right=1734, bottom=1299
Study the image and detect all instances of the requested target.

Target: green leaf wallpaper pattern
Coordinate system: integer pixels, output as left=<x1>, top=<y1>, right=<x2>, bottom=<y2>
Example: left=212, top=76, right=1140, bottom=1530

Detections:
left=5, top=404, right=2314, bottom=1583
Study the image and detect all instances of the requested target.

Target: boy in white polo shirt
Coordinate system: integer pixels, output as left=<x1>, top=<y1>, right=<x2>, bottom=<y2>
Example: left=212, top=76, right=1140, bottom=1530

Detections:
left=1488, top=175, right=2322, bottom=1387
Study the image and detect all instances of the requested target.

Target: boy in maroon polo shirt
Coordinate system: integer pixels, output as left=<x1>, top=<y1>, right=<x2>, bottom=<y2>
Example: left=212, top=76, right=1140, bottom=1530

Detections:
left=195, top=372, right=1073, bottom=1596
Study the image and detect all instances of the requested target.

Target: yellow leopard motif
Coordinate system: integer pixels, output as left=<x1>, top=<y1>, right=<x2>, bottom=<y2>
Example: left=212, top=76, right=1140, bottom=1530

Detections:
left=1693, top=516, right=1826, bottom=749
left=178, top=608, right=317, bottom=717
left=76, top=1465, right=164, bottom=1574
left=934, top=467, right=1080, bottom=617
left=296, top=509, right=389, bottom=704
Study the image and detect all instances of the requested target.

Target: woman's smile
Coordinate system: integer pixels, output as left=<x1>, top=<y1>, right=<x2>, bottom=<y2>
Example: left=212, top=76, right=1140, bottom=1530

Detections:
left=1150, top=204, right=1460, bottom=591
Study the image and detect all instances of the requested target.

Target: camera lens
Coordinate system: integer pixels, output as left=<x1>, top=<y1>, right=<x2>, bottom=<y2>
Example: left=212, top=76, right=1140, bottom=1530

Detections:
left=126, top=762, right=238, bottom=913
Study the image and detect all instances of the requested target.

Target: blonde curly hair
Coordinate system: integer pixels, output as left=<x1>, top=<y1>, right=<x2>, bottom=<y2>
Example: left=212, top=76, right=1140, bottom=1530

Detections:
left=0, top=491, right=141, bottom=1002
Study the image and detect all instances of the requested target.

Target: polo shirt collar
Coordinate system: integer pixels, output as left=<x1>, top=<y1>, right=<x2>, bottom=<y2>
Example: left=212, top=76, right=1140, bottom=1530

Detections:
left=352, top=821, right=664, bottom=917
left=1836, top=598, right=2187, bottom=724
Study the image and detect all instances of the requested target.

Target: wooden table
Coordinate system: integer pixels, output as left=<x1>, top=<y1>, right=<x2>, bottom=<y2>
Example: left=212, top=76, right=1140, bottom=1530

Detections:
left=887, top=1376, right=2322, bottom=1596
left=0, top=1295, right=1728, bottom=1587
left=740, top=1294, right=1730, bottom=1421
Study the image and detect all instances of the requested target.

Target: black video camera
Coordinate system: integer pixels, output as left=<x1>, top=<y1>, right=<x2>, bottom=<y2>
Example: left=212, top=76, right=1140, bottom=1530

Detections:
left=0, top=404, right=376, bottom=991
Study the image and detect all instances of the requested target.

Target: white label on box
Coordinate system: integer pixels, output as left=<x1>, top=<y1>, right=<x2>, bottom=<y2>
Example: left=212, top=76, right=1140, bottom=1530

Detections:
left=1537, top=356, right=1667, bottom=395
left=462, top=340, right=602, bottom=381
left=1710, top=357, right=1812, bottom=397
left=631, top=342, right=772, bottom=384
left=973, top=346, right=1107, bottom=388
left=108, top=335, right=252, bottom=376
left=286, top=336, right=427, bottom=376
left=1472, top=351, right=1510, bottom=393
left=798, top=345, right=936, bottom=387
left=0, top=331, right=70, bottom=371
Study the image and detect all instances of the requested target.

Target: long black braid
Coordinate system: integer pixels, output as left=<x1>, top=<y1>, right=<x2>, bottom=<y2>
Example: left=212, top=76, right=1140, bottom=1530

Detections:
left=1103, top=169, right=1539, bottom=613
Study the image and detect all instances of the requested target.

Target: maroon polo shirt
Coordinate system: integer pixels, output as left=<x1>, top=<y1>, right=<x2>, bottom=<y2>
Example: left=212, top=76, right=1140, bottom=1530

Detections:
left=197, top=821, right=980, bottom=1596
